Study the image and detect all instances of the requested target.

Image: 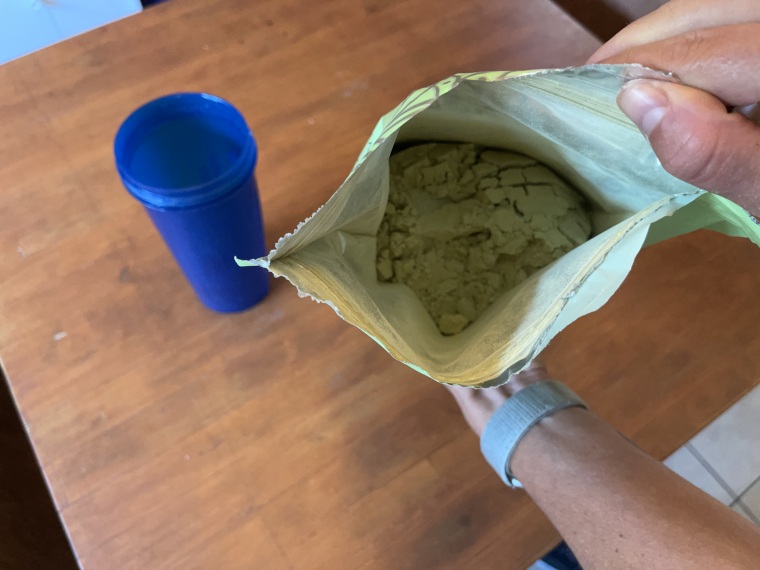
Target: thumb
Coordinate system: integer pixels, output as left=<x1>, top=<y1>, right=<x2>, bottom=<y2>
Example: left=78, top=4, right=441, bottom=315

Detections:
left=617, top=79, right=760, bottom=217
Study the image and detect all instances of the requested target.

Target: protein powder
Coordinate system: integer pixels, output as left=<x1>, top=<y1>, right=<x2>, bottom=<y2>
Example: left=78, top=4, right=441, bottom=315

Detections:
left=376, top=142, right=592, bottom=335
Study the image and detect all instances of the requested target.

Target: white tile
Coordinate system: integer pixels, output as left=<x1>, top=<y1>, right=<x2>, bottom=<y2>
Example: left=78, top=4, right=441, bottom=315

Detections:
left=738, top=477, right=760, bottom=523
left=690, top=385, right=760, bottom=496
left=731, top=502, right=759, bottom=525
left=663, top=446, right=733, bottom=505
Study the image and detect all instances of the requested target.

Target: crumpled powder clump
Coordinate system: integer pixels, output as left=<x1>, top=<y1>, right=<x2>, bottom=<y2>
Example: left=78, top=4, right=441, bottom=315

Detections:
left=376, top=142, right=593, bottom=335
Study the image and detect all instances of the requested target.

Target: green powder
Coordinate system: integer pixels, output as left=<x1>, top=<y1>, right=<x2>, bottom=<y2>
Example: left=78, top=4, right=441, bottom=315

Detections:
left=376, top=143, right=592, bottom=335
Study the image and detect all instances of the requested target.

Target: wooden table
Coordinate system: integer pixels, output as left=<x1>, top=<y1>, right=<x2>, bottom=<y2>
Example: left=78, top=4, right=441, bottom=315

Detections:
left=2, top=0, right=760, bottom=567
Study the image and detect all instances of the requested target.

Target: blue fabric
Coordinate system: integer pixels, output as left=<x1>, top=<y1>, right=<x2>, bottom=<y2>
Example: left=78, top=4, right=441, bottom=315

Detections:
left=542, top=541, right=583, bottom=570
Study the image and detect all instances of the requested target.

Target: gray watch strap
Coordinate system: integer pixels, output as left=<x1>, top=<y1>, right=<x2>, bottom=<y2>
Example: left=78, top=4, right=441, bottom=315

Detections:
left=480, top=380, right=587, bottom=488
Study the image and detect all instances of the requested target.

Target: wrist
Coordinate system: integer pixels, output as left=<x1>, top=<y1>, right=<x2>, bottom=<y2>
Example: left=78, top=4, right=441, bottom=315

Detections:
left=480, top=380, right=587, bottom=487
left=512, top=406, right=591, bottom=467
left=509, top=405, right=609, bottom=487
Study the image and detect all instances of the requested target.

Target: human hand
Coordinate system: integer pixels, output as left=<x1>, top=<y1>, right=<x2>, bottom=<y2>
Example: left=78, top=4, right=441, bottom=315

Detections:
left=587, top=0, right=760, bottom=217
left=445, top=361, right=550, bottom=437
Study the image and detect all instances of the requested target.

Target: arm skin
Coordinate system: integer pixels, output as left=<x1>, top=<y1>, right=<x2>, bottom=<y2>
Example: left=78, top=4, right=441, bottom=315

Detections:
left=512, top=405, right=760, bottom=569
left=448, top=361, right=760, bottom=569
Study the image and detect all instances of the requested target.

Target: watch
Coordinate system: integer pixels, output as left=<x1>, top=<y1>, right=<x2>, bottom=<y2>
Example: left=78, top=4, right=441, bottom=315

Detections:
left=480, top=380, right=587, bottom=488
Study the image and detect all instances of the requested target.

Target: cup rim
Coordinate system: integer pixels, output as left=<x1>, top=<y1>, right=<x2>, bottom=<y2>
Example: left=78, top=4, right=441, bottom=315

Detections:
left=114, top=92, right=257, bottom=210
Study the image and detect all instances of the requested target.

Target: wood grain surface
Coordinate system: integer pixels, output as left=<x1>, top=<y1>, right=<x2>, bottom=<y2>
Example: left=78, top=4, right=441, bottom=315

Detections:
left=1, top=0, right=759, bottom=568
left=553, top=0, right=667, bottom=40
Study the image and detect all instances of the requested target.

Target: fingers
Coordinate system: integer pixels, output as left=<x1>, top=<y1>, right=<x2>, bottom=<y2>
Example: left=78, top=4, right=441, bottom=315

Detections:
left=445, top=383, right=509, bottom=399
left=602, top=23, right=760, bottom=106
left=588, top=5, right=760, bottom=215
left=618, top=80, right=760, bottom=216
left=587, top=0, right=760, bottom=63
left=445, top=361, right=554, bottom=437
left=445, top=383, right=508, bottom=437
left=512, top=361, right=549, bottom=383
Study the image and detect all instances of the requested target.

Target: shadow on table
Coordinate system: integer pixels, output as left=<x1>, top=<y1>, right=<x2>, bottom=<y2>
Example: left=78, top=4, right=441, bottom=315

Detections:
left=0, top=371, right=78, bottom=569
left=553, top=0, right=666, bottom=41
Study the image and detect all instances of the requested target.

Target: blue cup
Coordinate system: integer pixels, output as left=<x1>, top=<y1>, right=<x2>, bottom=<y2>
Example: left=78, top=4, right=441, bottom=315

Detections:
left=114, top=93, right=269, bottom=313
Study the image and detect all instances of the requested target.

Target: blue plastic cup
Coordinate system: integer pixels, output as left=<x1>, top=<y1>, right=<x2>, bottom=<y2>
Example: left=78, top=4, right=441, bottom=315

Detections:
left=114, top=93, right=269, bottom=313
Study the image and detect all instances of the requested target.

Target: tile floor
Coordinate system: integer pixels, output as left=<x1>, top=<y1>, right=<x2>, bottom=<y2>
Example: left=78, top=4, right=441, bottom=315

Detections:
left=663, top=382, right=760, bottom=526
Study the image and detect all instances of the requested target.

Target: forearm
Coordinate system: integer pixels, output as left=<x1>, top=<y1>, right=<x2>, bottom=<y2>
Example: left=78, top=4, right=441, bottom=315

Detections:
left=512, top=407, right=760, bottom=569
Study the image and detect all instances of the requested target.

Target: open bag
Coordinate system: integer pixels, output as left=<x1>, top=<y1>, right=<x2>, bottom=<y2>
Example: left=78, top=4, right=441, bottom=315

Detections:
left=238, top=64, right=760, bottom=387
